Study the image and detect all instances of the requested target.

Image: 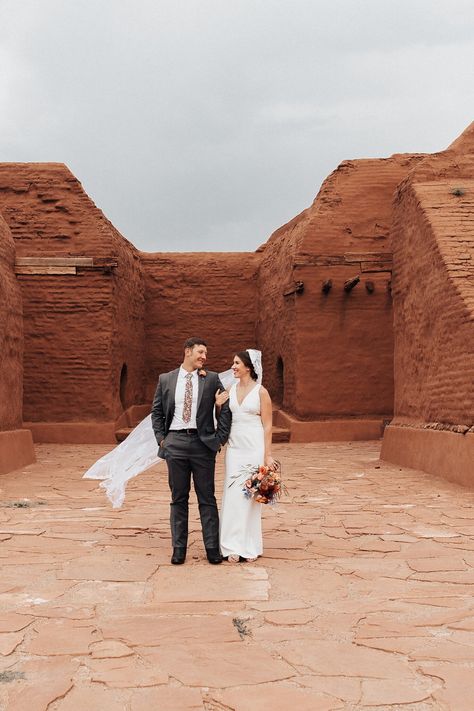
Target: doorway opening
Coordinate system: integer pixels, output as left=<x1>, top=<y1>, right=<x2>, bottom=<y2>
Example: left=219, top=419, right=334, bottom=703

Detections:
left=275, top=356, right=284, bottom=406
left=119, top=363, right=128, bottom=410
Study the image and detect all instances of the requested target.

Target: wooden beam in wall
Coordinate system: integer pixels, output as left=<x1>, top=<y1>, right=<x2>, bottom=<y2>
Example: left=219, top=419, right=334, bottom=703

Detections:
left=15, top=257, right=93, bottom=267
left=294, top=252, right=392, bottom=272
left=343, top=252, right=393, bottom=264
left=14, top=256, right=118, bottom=275
left=360, top=261, right=393, bottom=273
left=15, top=266, right=77, bottom=275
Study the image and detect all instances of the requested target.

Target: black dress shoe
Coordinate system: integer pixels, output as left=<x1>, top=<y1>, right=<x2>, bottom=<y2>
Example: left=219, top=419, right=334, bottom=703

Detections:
left=206, top=548, right=223, bottom=565
left=171, top=547, right=186, bottom=565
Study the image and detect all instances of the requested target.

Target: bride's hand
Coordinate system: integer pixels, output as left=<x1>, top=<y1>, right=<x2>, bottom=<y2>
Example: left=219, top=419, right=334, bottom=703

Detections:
left=215, top=389, right=229, bottom=407
left=265, top=456, right=278, bottom=471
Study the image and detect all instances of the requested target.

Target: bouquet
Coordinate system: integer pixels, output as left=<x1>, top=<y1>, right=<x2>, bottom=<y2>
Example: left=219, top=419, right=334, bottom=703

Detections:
left=230, top=461, right=286, bottom=504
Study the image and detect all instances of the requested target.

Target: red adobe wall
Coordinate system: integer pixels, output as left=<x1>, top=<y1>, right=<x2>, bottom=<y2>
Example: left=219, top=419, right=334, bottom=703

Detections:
left=256, top=208, right=308, bottom=411
left=0, top=214, right=35, bottom=472
left=0, top=164, right=145, bottom=440
left=141, top=252, right=260, bottom=400
left=259, top=154, right=424, bottom=426
left=381, top=123, right=474, bottom=484
left=0, top=215, right=23, bottom=430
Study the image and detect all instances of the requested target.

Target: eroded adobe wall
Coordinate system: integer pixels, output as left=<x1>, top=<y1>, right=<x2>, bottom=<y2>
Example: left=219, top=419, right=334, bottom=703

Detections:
left=0, top=215, right=36, bottom=472
left=141, top=253, right=260, bottom=400
left=0, top=215, right=23, bottom=430
left=381, top=123, right=474, bottom=484
left=391, top=180, right=474, bottom=425
left=256, top=210, right=308, bottom=411
left=260, top=154, right=424, bottom=420
left=0, top=164, right=145, bottom=428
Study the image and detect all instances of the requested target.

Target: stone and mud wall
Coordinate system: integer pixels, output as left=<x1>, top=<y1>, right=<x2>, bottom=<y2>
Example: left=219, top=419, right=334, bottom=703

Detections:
left=256, top=211, right=306, bottom=412
left=141, top=252, right=260, bottom=401
left=260, top=154, right=425, bottom=440
left=381, top=128, right=474, bottom=484
left=0, top=215, right=35, bottom=472
left=0, top=123, right=473, bottom=486
left=0, top=164, right=145, bottom=442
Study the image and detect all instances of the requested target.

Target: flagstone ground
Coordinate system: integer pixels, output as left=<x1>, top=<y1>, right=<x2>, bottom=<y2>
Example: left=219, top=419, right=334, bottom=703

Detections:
left=0, top=441, right=473, bottom=710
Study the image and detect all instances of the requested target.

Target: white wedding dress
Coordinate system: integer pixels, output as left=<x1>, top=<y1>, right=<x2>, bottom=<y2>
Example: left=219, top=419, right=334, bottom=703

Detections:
left=219, top=382, right=264, bottom=560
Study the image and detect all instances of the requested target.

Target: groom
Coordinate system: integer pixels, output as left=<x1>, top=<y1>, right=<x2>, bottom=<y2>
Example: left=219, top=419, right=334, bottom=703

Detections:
left=151, top=337, right=231, bottom=565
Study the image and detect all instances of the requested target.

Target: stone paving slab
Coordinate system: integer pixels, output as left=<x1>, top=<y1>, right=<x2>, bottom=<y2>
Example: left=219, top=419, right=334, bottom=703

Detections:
left=0, top=441, right=474, bottom=708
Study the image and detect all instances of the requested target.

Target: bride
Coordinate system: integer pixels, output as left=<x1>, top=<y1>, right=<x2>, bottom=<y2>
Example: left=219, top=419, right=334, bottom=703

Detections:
left=83, top=349, right=277, bottom=561
left=217, top=351, right=277, bottom=562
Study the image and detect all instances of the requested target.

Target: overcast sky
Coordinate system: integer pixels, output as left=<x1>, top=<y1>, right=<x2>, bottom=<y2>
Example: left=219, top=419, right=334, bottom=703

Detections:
left=1, top=1, right=473, bottom=252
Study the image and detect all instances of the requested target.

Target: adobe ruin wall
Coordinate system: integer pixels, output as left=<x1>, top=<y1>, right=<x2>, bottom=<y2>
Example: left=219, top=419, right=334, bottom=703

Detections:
left=0, top=214, right=35, bottom=472
left=141, top=252, right=260, bottom=401
left=381, top=125, right=474, bottom=484
left=259, top=154, right=426, bottom=440
left=0, top=164, right=145, bottom=442
left=0, top=123, right=472, bottom=485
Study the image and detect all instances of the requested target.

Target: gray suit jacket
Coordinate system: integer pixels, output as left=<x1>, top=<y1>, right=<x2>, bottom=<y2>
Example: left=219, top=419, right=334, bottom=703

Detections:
left=151, top=369, right=232, bottom=459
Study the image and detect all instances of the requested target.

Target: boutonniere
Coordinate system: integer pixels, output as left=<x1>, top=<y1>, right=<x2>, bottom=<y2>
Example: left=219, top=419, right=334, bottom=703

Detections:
left=198, top=369, right=207, bottom=377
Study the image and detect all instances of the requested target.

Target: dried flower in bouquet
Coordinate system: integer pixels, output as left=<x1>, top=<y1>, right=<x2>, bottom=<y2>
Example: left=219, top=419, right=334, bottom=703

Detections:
left=229, top=461, right=287, bottom=504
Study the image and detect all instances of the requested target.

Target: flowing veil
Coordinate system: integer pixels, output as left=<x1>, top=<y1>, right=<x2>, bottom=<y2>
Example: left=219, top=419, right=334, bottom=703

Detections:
left=83, top=349, right=262, bottom=508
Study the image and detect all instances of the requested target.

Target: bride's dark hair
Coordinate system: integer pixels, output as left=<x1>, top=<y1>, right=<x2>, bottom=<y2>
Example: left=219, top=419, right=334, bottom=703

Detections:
left=235, top=350, right=258, bottom=381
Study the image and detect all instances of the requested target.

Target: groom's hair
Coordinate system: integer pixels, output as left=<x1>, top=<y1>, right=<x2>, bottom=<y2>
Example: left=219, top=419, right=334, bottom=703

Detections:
left=184, top=337, right=207, bottom=351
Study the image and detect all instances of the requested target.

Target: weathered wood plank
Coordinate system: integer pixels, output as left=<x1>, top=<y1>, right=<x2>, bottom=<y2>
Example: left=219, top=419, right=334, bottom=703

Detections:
left=344, top=252, right=392, bottom=263
left=361, top=261, right=393, bottom=272
left=15, top=266, right=77, bottom=275
left=294, top=255, right=345, bottom=267
left=15, top=257, right=93, bottom=267
left=294, top=252, right=392, bottom=267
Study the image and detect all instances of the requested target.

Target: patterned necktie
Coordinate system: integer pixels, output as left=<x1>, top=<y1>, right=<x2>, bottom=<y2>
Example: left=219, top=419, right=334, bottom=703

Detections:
left=182, top=372, right=193, bottom=423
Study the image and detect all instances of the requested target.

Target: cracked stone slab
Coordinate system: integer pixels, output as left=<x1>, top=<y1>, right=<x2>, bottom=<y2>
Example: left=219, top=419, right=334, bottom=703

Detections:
left=407, top=557, right=468, bottom=572
left=58, top=580, right=152, bottom=605
left=90, top=640, right=134, bottom=658
left=264, top=608, right=316, bottom=625
left=0, top=657, right=78, bottom=711
left=360, top=677, right=441, bottom=705
left=17, top=603, right=94, bottom=620
left=0, top=613, right=34, bottom=632
left=355, top=636, right=474, bottom=661
left=297, top=675, right=362, bottom=703
left=252, top=624, right=323, bottom=643
left=0, top=631, right=25, bottom=656
left=151, top=641, right=295, bottom=687
left=420, top=663, right=474, bottom=710
left=58, top=551, right=159, bottom=581
left=25, top=619, right=101, bottom=656
left=278, top=639, right=417, bottom=679
left=52, top=684, right=127, bottom=711
left=130, top=687, right=203, bottom=711
left=212, top=685, right=344, bottom=710
left=151, top=565, right=269, bottom=602
left=409, top=569, right=474, bottom=584
left=98, top=612, right=239, bottom=646
left=87, top=653, right=168, bottom=687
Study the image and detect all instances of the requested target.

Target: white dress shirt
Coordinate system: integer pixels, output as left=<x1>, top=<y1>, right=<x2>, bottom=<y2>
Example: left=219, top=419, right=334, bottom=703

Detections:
left=169, top=367, right=199, bottom=430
